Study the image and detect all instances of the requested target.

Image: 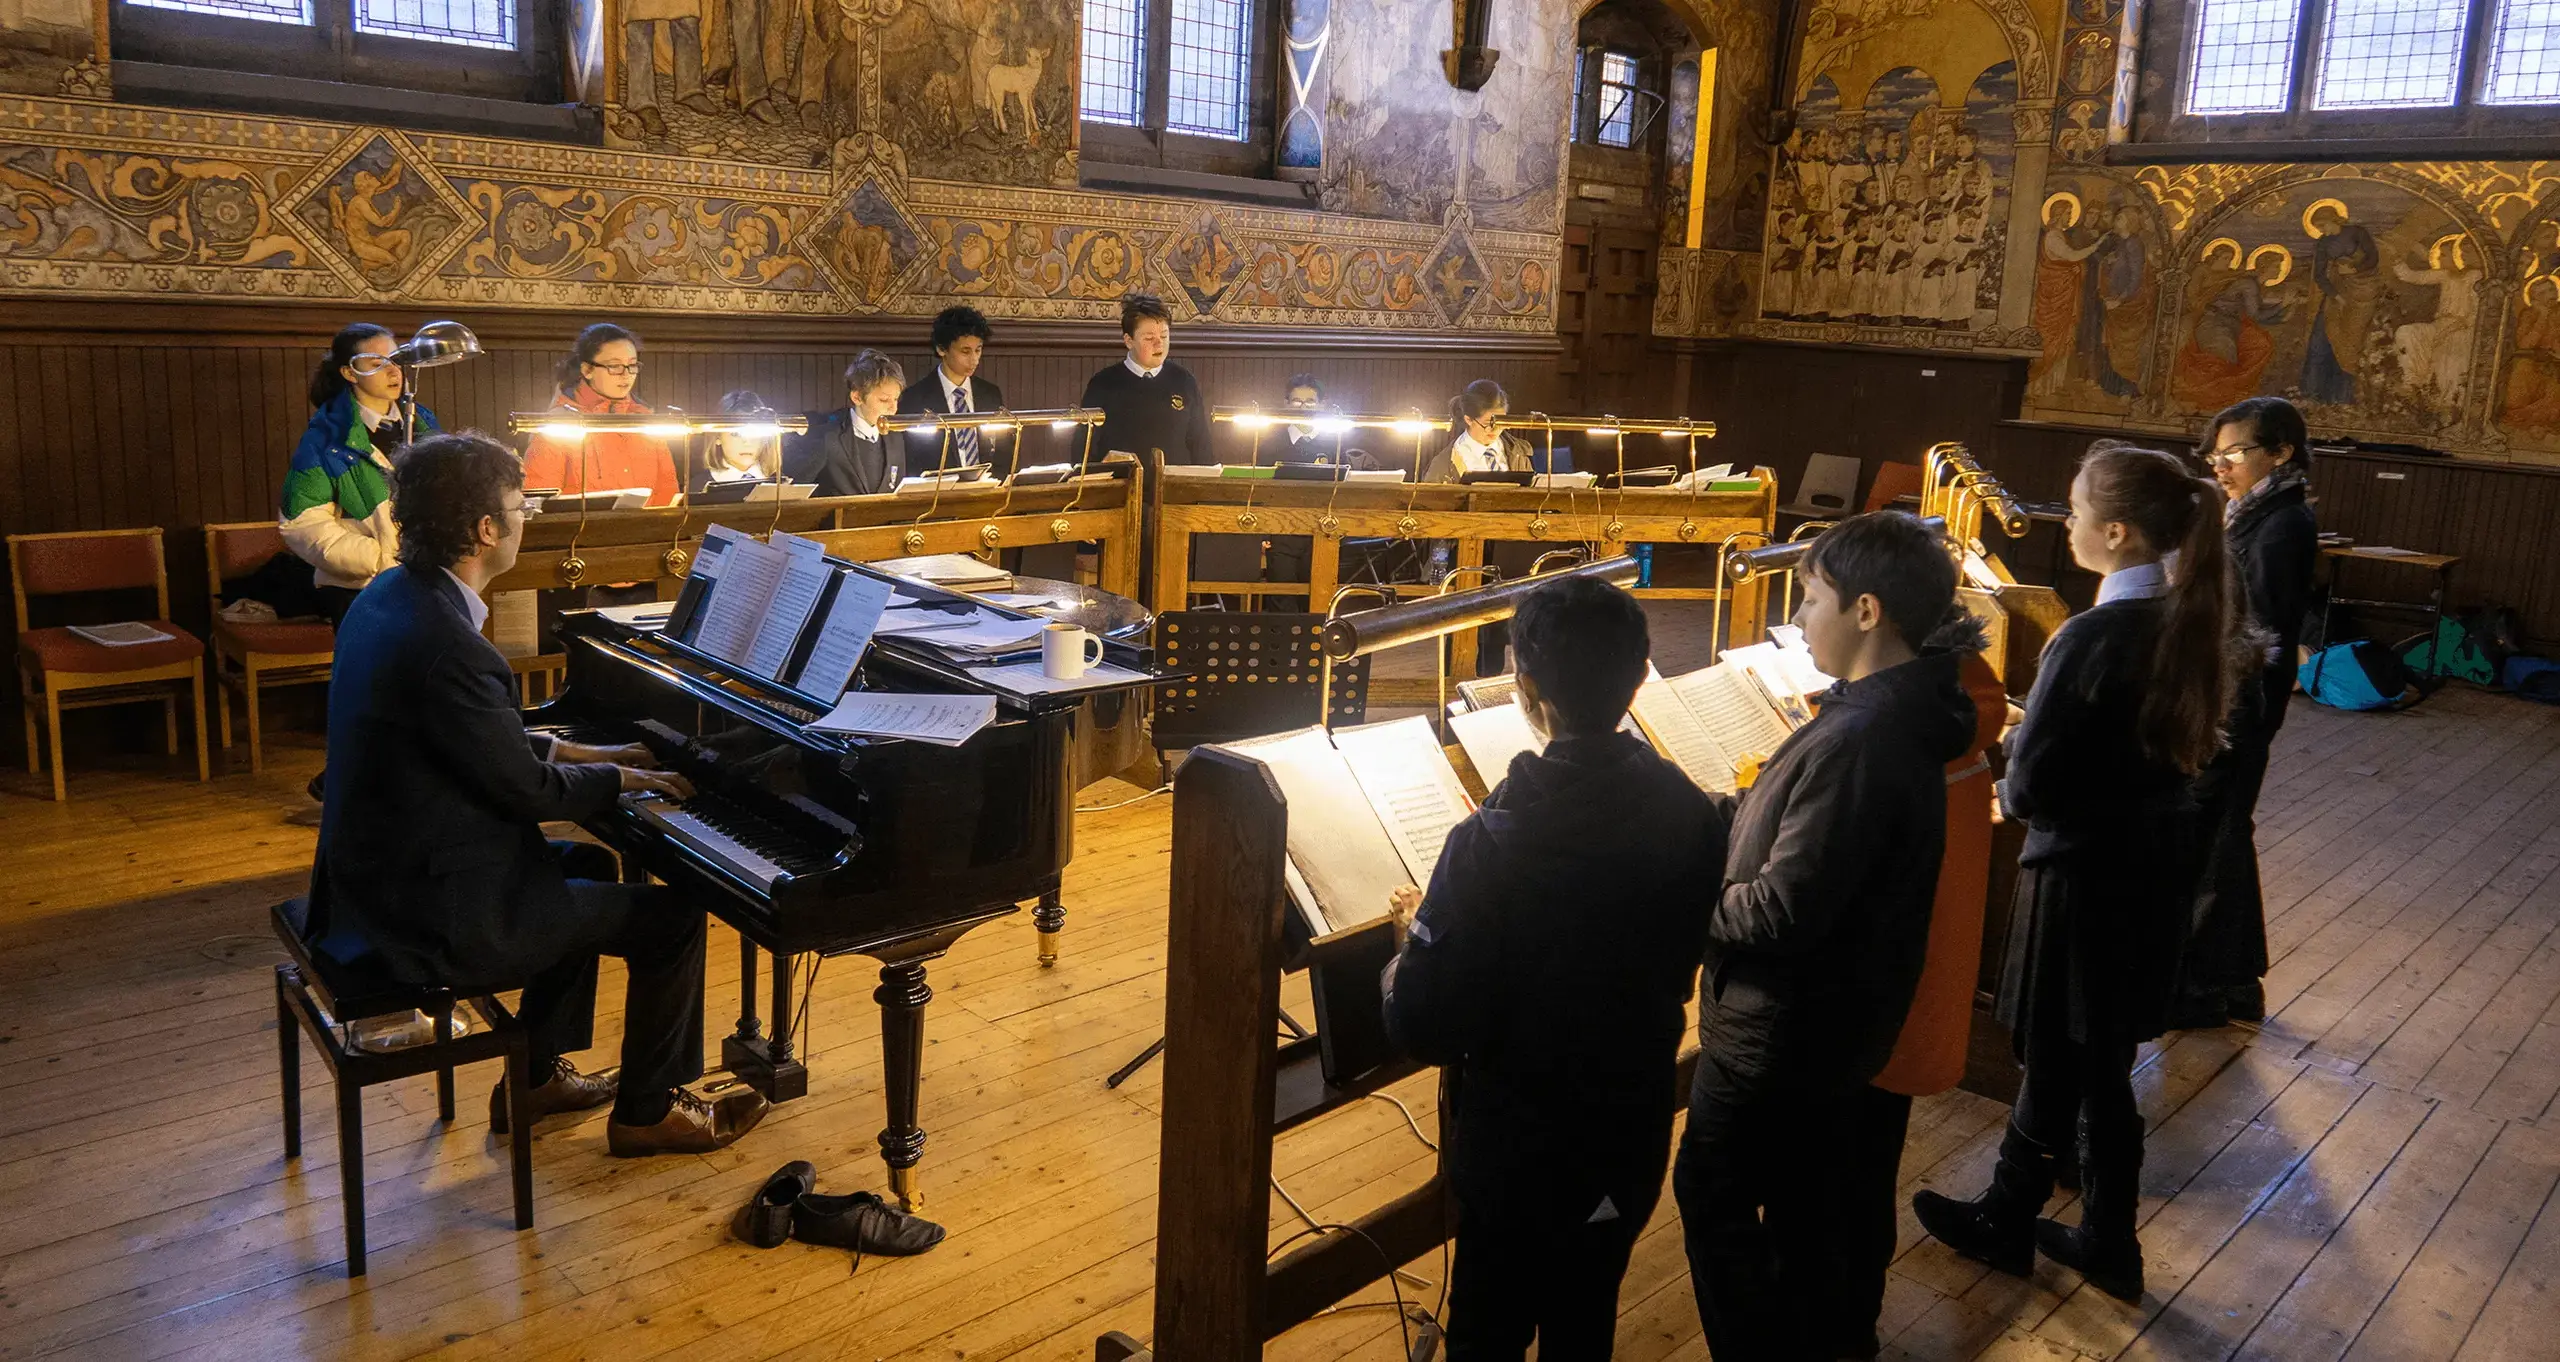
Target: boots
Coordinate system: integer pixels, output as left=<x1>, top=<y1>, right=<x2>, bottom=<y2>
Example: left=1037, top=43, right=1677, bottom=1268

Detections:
left=1912, top=1122, right=2057, bottom=1276
left=2037, top=1137, right=2143, bottom=1300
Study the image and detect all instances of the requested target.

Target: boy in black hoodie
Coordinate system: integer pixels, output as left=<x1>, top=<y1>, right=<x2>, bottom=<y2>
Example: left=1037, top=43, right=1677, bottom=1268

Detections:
left=1383, top=575, right=1727, bottom=1359
left=1673, top=511, right=1979, bottom=1360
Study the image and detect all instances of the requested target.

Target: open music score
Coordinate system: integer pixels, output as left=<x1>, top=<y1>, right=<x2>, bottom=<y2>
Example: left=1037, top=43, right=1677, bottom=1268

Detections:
left=1224, top=717, right=1476, bottom=937
left=1445, top=644, right=1828, bottom=797
left=672, top=524, right=893, bottom=699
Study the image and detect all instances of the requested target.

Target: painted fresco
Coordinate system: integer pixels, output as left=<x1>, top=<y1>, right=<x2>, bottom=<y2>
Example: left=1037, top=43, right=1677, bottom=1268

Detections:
left=598, top=0, right=1076, bottom=188
left=1317, top=0, right=1572, bottom=233
left=1761, top=61, right=2016, bottom=335
left=2504, top=214, right=2560, bottom=444
left=2024, top=172, right=2157, bottom=415
left=0, top=97, right=1556, bottom=331
left=0, top=0, right=101, bottom=98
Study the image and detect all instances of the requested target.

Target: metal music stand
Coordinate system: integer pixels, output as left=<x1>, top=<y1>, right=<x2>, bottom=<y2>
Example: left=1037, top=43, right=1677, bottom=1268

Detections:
left=1113, top=611, right=1366, bottom=1089
left=1149, top=611, right=1370, bottom=756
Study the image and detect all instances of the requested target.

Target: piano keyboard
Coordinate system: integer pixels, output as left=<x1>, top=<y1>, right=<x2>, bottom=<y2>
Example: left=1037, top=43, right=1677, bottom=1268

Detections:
left=626, top=790, right=842, bottom=894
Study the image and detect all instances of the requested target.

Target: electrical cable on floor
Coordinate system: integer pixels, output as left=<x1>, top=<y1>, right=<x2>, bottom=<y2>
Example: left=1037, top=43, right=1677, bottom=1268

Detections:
left=1076, top=783, right=1172, bottom=814
left=1269, top=1181, right=1434, bottom=1292
left=1267, top=1221, right=1424, bottom=1359
left=1366, top=1091, right=1438, bottom=1151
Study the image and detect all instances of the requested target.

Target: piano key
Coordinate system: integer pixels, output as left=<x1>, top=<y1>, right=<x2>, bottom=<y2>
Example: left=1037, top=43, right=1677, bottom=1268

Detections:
left=629, top=797, right=792, bottom=894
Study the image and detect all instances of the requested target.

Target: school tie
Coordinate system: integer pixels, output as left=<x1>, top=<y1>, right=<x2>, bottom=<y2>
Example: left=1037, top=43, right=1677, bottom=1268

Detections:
left=952, top=385, right=980, bottom=467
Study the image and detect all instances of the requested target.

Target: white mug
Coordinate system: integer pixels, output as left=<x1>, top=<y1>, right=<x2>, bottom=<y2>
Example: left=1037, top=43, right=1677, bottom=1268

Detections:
left=1042, top=622, right=1103, bottom=680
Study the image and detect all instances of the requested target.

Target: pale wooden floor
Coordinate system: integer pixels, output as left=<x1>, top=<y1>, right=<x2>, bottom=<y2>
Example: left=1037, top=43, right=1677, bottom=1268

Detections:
left=2, top=685, right=2558, bottom=1360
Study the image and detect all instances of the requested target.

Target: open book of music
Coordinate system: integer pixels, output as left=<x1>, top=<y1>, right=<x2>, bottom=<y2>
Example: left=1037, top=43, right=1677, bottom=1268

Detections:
left=1224, top=717, right=1476, bottom=938
left=666, top=524, right=894, bottom=699
left=1445, top=651, right=1819, bottom=797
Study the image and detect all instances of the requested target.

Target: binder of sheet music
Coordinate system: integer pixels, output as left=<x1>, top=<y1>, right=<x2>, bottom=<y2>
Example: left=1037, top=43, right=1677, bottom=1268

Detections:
left=678, top=524, right=893, bottom=698
left=1224, top=717, right=1477, bottom=938
left=1449, top=656, right=1812, bottom=797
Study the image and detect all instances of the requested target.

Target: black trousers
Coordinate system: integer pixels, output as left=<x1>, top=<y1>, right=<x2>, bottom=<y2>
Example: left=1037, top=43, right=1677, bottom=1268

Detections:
left=1835, top=1086, right=1915, bottom=1360
left=1673, top=1051, right=1859, bottom=1362
left=1446, top=1177, right=1655, bottom=1360
left=521, top=842, right=707, bottom=1125
left=2182, top=735, right=2273, bottom=991
left=315, top=585, right=362, bottom=627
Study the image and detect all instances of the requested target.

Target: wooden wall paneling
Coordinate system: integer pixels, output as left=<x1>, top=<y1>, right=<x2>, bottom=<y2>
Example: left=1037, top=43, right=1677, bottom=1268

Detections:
left=31, top=346, right=69, bottom=536
left=0, top=349, right=20, bottom=541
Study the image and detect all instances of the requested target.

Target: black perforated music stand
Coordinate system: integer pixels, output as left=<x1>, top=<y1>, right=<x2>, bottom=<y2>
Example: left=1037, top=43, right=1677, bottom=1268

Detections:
left=1150, top=612, right=1369, bottom=754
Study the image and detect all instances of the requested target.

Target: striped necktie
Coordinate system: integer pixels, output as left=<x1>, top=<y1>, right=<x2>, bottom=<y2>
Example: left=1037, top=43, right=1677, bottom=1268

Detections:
left=952, top=385, right=980, bottom=467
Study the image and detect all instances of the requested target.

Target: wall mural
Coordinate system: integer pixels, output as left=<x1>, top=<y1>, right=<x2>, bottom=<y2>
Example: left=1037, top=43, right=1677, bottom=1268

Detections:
left=0, top=98, right=1556, bottom=330
left=1318, top=0, right=1573, bottom=233
left=1649, top=0, right=2560, bottom=461
left=0, top=0, right=101, bottom=98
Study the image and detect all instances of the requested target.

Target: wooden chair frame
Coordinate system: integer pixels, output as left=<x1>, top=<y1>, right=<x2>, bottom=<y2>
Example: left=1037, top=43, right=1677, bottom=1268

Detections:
left=9, top=528, right=208, bottom=801
left=203, top=522, right=335, bottom=774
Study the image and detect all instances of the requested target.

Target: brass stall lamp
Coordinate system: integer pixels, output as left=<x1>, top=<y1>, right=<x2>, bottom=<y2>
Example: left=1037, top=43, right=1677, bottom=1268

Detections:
left=875, top=407, right=1108, bottom=550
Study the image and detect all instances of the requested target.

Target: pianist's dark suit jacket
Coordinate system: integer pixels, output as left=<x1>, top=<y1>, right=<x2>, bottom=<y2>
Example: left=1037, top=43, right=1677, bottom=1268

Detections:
left=895, top=373, right=1009, bottom=476
left=300, top=564, right=623, bottom=986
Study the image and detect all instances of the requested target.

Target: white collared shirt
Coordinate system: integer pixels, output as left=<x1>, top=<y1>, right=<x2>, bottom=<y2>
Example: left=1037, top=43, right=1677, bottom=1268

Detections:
left=850, top=410, right=881, bottom=443
left=444, top=567, right=490, bottom=631
left=1451, top=430, right=1501, bottom=473
left=1125, top=356, right=1162, bottom=380
left=354, top=397, right=395, bottom=440
left=2095, top=559, right=2168, bottom=605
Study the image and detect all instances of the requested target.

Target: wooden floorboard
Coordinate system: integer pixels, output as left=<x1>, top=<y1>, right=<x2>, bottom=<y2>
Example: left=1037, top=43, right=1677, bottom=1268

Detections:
left=3, top=689, right=2559, bottom=1359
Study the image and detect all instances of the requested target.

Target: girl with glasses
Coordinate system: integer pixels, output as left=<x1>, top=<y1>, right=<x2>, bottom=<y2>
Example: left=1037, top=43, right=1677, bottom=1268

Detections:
left=521, top=322, right=679, bottom=506
left=283, top=323, right=440, bottom=624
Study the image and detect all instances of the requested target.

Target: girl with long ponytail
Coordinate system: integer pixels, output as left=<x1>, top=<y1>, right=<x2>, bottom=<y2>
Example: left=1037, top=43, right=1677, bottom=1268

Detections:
left=1914, top=442, right=2250, bottom=1303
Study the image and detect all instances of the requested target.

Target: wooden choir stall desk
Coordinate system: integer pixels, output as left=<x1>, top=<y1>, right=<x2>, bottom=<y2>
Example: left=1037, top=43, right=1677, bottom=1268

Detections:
left=1155, top=413, right=1780, bottom=686
left=494, top=408, right=1139, bottom=604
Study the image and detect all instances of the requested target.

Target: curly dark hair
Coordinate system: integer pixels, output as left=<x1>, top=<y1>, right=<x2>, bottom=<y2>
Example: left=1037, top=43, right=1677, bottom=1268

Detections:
left=392, top=432, right=524, bottom=571
left=930, top=305, right=993, bottom=355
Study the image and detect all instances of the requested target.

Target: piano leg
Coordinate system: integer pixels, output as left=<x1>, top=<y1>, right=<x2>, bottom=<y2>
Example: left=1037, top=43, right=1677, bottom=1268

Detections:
left=875, top=959, right=934, bottom=1212
left=721, top=939, right=809, bottom=1103
left=1034, top=891, right=1066, bottom=966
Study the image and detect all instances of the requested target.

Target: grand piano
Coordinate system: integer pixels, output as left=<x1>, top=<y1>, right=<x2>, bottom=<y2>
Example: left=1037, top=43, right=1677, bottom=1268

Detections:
left=528, top=559, right=1159, bottom=1208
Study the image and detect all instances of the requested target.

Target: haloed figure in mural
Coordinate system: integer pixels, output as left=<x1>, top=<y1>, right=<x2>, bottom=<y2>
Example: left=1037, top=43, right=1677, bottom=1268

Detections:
left=2172, top=241, right=2293, bottom=416
left=2030, top=193, right=2145, bottom=400
left=2390, top=236, right=2482, bottom=411
left=2298, top=198, right=2379, bottom=407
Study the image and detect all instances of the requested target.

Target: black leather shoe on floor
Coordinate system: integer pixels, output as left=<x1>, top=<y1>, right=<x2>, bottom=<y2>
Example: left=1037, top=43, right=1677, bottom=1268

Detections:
left=1913, top=1189, right=2034, bottom=1276
left=489, top=1058, right=621, bottom=1134
left=792, top=1189, right=946, bottom=1257
left=731, top=1161, right=816, bottom=1249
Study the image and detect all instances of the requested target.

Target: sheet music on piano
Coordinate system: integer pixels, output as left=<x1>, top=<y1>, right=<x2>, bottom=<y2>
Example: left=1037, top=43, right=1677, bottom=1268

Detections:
left=744, top=533, right=834, bottom=680
left=794, top=569, right=894, bottom=700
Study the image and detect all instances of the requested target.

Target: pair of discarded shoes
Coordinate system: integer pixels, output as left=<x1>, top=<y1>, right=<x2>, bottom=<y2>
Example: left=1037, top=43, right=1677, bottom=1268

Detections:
left=731, top=1161, right=945, bottom=1270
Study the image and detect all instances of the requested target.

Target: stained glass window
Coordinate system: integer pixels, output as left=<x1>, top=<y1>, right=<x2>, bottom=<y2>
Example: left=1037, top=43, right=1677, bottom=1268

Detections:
left=2186, top=0, right=2304, bottom=113
left=2315, top=0, right=2467, bottom=108
left=1597, top=51, right=1640, bottom=147
left=2486, top=0, right=2560, bottom=103
left=1082, top=0, right=1147, bottom=126
left=124, top=0, right=311, bottom=25
left=355, top=0, right=513, bottom=48
left=1167, top=0, right=1253, bottom=140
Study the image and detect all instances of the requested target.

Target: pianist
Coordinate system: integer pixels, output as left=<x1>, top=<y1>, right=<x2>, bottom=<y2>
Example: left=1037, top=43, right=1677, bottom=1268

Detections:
left=298, top=431, right=769, bottom=1156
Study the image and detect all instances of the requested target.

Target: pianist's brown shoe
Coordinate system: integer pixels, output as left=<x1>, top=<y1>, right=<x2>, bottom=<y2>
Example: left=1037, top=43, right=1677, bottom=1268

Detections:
left=489, top=1057, right=620, bottom=1135
left=607, top=1086, right=769, bottom=1157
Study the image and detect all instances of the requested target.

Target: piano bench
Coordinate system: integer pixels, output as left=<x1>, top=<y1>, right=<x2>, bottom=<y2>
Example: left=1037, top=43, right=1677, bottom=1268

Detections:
left=268, top=900, right=536, bottom=1277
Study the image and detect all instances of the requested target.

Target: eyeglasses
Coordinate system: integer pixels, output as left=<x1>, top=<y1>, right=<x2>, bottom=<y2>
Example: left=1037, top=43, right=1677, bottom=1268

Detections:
left=346, top=354, right=401, bottom=375
left=2207, top=443, right=2265, bottom=467
left=585, top=361, right=643, bottom=377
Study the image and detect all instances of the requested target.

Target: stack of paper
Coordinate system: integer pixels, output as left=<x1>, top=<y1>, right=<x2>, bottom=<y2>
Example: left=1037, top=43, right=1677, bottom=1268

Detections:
left=809, top=691, right=998, bottom=747
left=66, top=622, right=174, bottom=647
left=875, top=554, right=1012, bottom=592
left=674, top=526, right=893, bottom=697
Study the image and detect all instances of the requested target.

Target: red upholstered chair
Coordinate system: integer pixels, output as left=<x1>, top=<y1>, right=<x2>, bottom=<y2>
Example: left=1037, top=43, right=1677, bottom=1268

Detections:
left=1864, top=460, right=1926, bottom=513
left=206, top=522, right=336, bottom=774
left=9, top=528, right=209, bottom=801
